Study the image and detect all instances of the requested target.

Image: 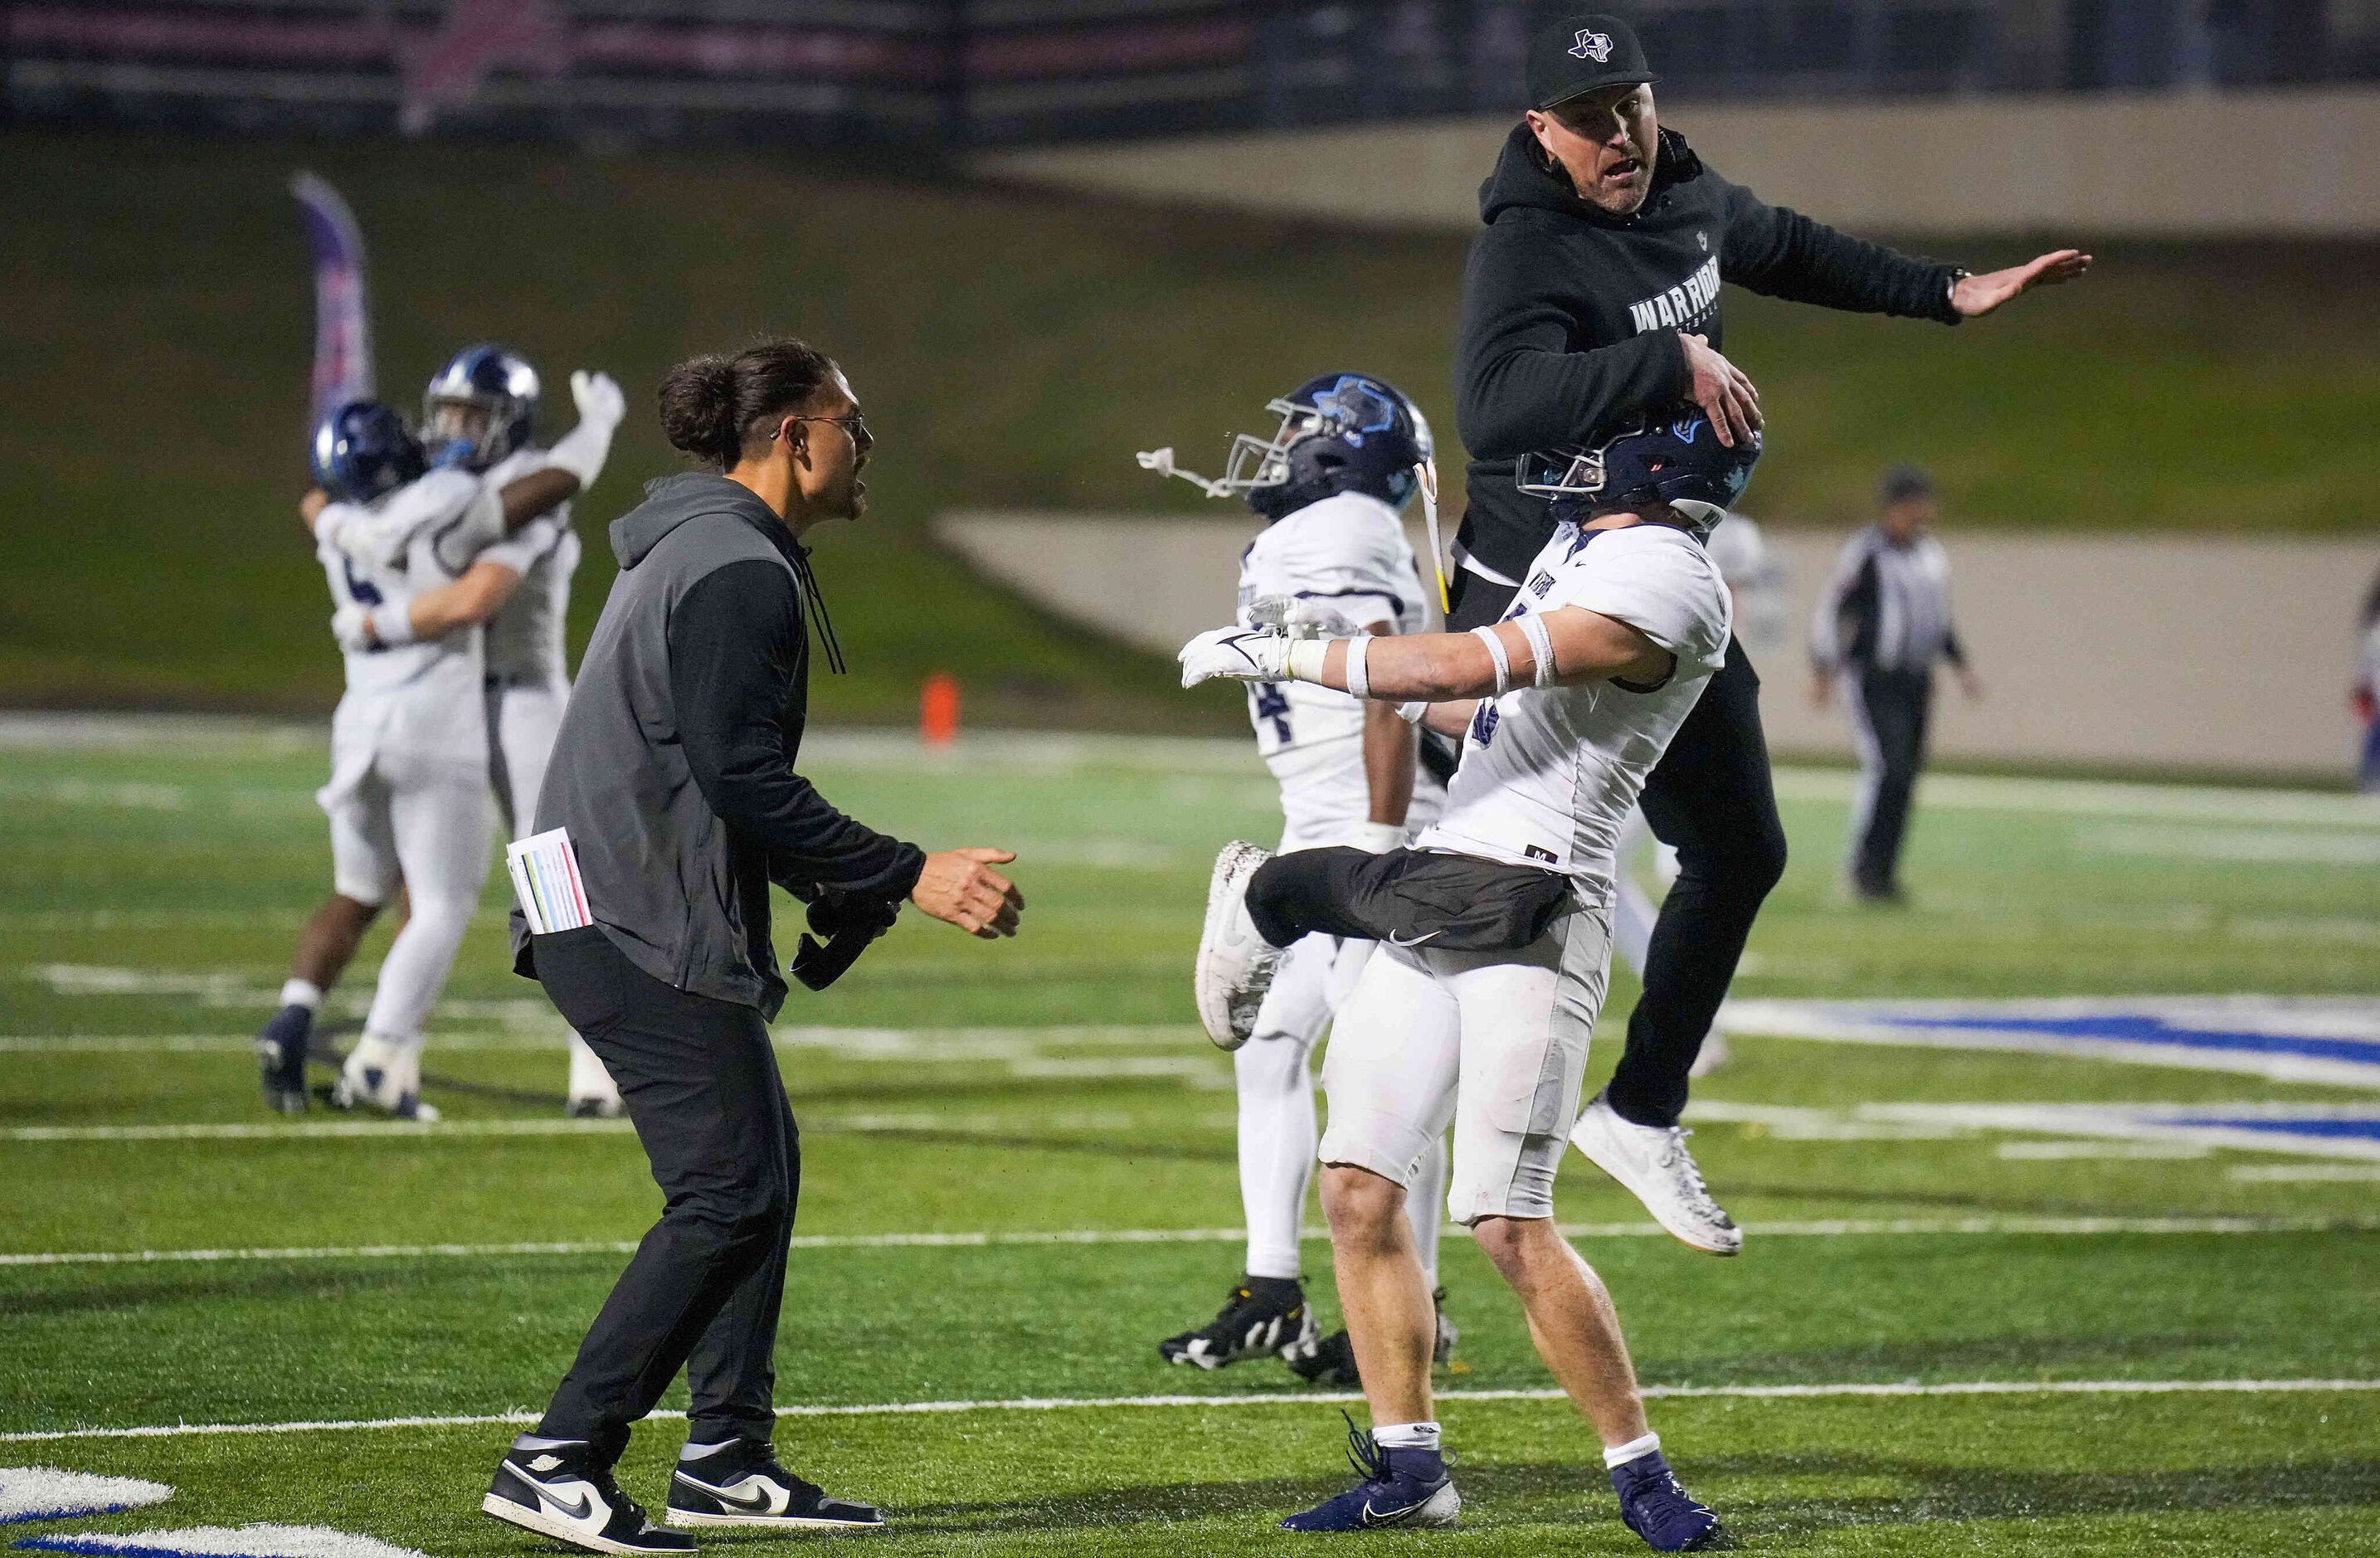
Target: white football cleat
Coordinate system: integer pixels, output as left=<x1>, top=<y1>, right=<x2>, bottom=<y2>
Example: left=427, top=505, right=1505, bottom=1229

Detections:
left=1193, top=841, right=1282, bottom=1050
left=330, top=1034, right=440, bottom=1122
left=1569, top=1087, right=1740, bottom=1255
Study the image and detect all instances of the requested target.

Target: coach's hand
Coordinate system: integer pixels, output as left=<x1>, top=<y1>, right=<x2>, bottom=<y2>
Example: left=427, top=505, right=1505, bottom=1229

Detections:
left=1951, top=250, right=2093, bottom=319
left=912, top=848, right=1024, bottom=939
left=1680, top=334, right=1760, bottom=448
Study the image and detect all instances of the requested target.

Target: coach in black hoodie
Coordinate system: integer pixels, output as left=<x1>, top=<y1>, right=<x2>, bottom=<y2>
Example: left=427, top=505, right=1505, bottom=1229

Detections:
left=1453, top=14, right=2089, bottom=1257
left=484, top=339, right=1024, bottom=1556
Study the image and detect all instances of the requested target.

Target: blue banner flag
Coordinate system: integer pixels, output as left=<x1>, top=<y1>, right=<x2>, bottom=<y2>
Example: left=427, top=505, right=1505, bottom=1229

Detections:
left=290, top=171, right=374, bottom=429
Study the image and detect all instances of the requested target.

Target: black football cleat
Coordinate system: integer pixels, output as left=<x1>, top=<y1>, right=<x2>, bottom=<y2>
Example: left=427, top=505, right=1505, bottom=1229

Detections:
left=1160, top=1275, right=1317, bottom=1369
left=666, top=1439, right=884, bottom=1531
left=256, top=1003, right=314, bottom=1114
left=1285, top=1288, right=1458, bottom=1386
left=483, top=1439, right=693, bottom=1556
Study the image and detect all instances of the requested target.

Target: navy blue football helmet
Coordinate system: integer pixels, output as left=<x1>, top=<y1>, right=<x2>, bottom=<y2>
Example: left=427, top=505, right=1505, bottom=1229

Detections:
left=422, top=343, right=539, bottom=470
left=310, top=399, right=426, bottom=504
left=1222, top=373, right=1433, bottom=520
left=1516, top=409, right=1759, bottom=540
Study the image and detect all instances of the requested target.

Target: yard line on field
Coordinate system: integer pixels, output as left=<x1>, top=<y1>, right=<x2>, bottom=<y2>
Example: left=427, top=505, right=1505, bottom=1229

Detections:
left=7, top=1213, right=2373, bottom=1268
left=1765, top=766, right=2380, bottom=828
left=0, top=1024, right=1203, bottom=1057
left=10, top=1378, right=2378, bottom=1443
left=2228, top=1163, right=2380, bottom=1181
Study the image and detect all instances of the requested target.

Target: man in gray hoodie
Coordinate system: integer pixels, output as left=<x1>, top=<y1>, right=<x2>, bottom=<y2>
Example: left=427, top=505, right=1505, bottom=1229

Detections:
left=484, top=339, right=1023, bottom=1556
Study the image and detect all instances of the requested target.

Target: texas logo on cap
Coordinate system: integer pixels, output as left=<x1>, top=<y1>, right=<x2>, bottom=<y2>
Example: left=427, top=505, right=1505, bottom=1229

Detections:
left=1569, top=28, right=1614, bottom=62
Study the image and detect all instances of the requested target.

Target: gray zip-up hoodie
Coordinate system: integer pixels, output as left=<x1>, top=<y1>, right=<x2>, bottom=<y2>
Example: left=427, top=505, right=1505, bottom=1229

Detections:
left=513, top=472, right=924, bottom=1018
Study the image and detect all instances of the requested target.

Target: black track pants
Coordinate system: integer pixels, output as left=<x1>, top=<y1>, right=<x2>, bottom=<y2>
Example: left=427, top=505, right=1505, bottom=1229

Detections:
left=1844, top=665, right=1933, bottom=896
left=1448, top=567, right=1788, bottom=1129
left=530, top=927, right=799, bottom=1458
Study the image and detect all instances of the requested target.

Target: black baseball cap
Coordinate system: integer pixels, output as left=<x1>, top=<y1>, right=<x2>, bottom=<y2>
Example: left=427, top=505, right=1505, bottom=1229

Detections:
left=1527, top=13, right=1657, bottom=111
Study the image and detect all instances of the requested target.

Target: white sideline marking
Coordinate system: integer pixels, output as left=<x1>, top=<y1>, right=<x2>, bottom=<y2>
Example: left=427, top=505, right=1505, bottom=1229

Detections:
left=7, top=1379, right=2376, bottom=1444
left=18, top=1524, right=424, bottom=1558
left=1996, top=1141, right=2211, bottom=1160
left=7, top=1214, right=2373, bottom=1268
left=2078, top=823, right=2380, bottom=866
left=0, top=1467, right=173, bottom=1523
left=2229, top=1164, right=2380, bottom=1182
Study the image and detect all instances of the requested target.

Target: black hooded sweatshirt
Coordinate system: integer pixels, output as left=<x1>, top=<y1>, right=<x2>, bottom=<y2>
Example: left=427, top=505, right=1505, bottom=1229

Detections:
left=1453, top=123, right=1965, bottom=582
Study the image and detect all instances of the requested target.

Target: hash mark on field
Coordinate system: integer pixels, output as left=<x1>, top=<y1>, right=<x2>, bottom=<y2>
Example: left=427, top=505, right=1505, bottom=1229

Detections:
left=7, top=1379, right=2376, bottom=1444
left=6, top=1214, right=2373, bottom=1268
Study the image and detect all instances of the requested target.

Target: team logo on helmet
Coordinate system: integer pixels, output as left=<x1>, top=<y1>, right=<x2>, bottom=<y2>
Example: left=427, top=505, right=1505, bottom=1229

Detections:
left=1570, top=29, right=1614, bottom=63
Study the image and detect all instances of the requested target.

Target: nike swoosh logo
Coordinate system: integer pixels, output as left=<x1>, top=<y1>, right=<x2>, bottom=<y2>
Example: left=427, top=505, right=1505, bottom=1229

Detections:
left=1385, top=930, right=1441, bottom=947
left=1361, top=1497, right=1428, bottom=1526
left=538, top=1486, right=596, bottom=1522
left=679, top=1474, right=777, bottom=1514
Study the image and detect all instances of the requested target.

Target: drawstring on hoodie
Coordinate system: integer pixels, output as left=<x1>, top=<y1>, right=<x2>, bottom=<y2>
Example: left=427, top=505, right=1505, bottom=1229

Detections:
left=789, top=545, right=848, bottom=675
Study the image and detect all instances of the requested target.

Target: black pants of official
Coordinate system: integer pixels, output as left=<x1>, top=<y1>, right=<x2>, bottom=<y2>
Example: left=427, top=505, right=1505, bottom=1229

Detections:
left=1844, top=665, right=1933, bottom=897
left=529, top=927, right=799, bottom=1463
left=1448, top=569, right=1788, bottom=1128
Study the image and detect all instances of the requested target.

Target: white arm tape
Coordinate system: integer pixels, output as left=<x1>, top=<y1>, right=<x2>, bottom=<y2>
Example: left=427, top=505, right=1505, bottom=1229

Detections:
left=1515, top=611, right=1558, bottom=688
left=1470, top=625, right=1512, bottom=696
left=1344, top=635, right=1373, bottom=699
left=1394, top=701, right=1429, bottom=725
left=369, top=604, right=420, bottom=648
left=1284, top=638, right=1330, bottom=685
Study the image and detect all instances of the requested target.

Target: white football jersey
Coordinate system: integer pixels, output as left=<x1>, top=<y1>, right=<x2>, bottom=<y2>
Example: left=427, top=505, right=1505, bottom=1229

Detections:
left=1236, top=492, right=1430, bottom=761
left=477, top=446, right=577, bottom=686
left=1418, top=522, right=1730, bottom=894
left=317, top=467, right=494, bottom=768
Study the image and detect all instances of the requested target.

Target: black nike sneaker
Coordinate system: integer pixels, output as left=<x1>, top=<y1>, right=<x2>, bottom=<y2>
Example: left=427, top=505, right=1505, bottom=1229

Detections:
left=256, top=1003, right=314, bottom=1115
left=483, top=1439, right=693, bottom=1556
left=1160, top=1275, right=1317, bottom=1369
left=666, top=1439, right=884, bottom=1531
left=1285, top=1288, right=1458, bottom=1386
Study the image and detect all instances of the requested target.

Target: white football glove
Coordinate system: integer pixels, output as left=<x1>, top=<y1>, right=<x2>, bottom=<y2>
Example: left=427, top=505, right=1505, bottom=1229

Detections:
left=1248, top=594, right=1357, bottom=640
left=548, top=370, right=625, bottom=488
left=571, top=368, right=625, bottom=431
left=330, top=603, right=415, bottom=652
left=1179, top=626, right=1292, bottom=689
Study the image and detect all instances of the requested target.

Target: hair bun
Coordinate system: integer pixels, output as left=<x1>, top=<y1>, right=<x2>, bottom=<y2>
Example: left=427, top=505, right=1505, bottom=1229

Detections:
left=657, top=355, right=741, bottom=462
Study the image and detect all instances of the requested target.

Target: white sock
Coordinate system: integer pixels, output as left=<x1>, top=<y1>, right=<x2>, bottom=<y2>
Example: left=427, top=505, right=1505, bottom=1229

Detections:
left=1234, top=1028, right=1319, bottom=1282
left=1371, top=1421, right=1441, bottom=1451
left=279, top=978, right=324, bottom=1010
left=1604, top=1431, right=1662, bottom=1469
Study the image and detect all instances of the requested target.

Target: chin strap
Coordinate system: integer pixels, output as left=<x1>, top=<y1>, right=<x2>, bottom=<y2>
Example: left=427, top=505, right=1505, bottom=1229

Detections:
left=1135, top=446, right=1231, bottom=499
left=1416, top=459, right=1448, bottom=614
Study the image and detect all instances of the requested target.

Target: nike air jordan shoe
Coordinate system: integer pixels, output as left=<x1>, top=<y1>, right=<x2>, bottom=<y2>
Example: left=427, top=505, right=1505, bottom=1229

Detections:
left=665, top=1439, right=884, bottom=1531
left=483, top=1439, right=691, bottom=1556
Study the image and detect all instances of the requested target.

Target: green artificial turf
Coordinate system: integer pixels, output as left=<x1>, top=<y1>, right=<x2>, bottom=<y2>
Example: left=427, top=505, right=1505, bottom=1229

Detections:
left=5, top=130, right=2378, bottom=716
left=1, top=723, right=2377, bottom=1554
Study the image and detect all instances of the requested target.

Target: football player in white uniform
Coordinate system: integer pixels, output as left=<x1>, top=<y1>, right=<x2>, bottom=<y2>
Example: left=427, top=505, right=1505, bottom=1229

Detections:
left=1141, top=374, right=1457, bottom=1384
left=421, top=346, right=621, bottom=1117
left=1178, top=411, right=1755, bottom=1550
left=254, top=377, right=621, bottom=1117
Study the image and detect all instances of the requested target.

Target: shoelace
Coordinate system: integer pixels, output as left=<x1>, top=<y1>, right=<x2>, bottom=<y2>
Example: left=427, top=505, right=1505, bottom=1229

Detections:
left=1339, top=1410, right=1391, bottom=1484
left=1655, top=1126, right=1725, bottom=1215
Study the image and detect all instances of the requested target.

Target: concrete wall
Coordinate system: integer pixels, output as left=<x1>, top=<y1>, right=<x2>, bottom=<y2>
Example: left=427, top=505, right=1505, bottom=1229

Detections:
left=976, top=88, right=2380, bottom=236
left=935, top=512, right=2378, bottom=779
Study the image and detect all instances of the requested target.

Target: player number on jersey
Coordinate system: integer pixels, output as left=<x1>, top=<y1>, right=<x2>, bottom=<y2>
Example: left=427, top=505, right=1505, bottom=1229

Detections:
left=1251, top=683, right=1293, bottom=745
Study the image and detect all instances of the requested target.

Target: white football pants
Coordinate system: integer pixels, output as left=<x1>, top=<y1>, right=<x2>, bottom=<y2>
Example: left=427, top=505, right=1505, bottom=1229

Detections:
left=486, top=679, right=618, bottom=1105
left=323, top=745, right=493, bottom=1048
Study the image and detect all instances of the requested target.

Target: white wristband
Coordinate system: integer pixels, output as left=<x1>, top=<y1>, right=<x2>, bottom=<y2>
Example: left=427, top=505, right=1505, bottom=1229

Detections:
left=368, top=605, right=419, bottom=648
left=1394, top=700, right=1429, bottom=725
left=1516, top=611, right=1557, bottom=688
left=1344, top=635, right=1373, bottom=699
left=1284, top=639, right=1330, bottom=684
left=1470, top=625, right=1512, bottom=696
left=1355, top=821, right=1405, bottom=854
